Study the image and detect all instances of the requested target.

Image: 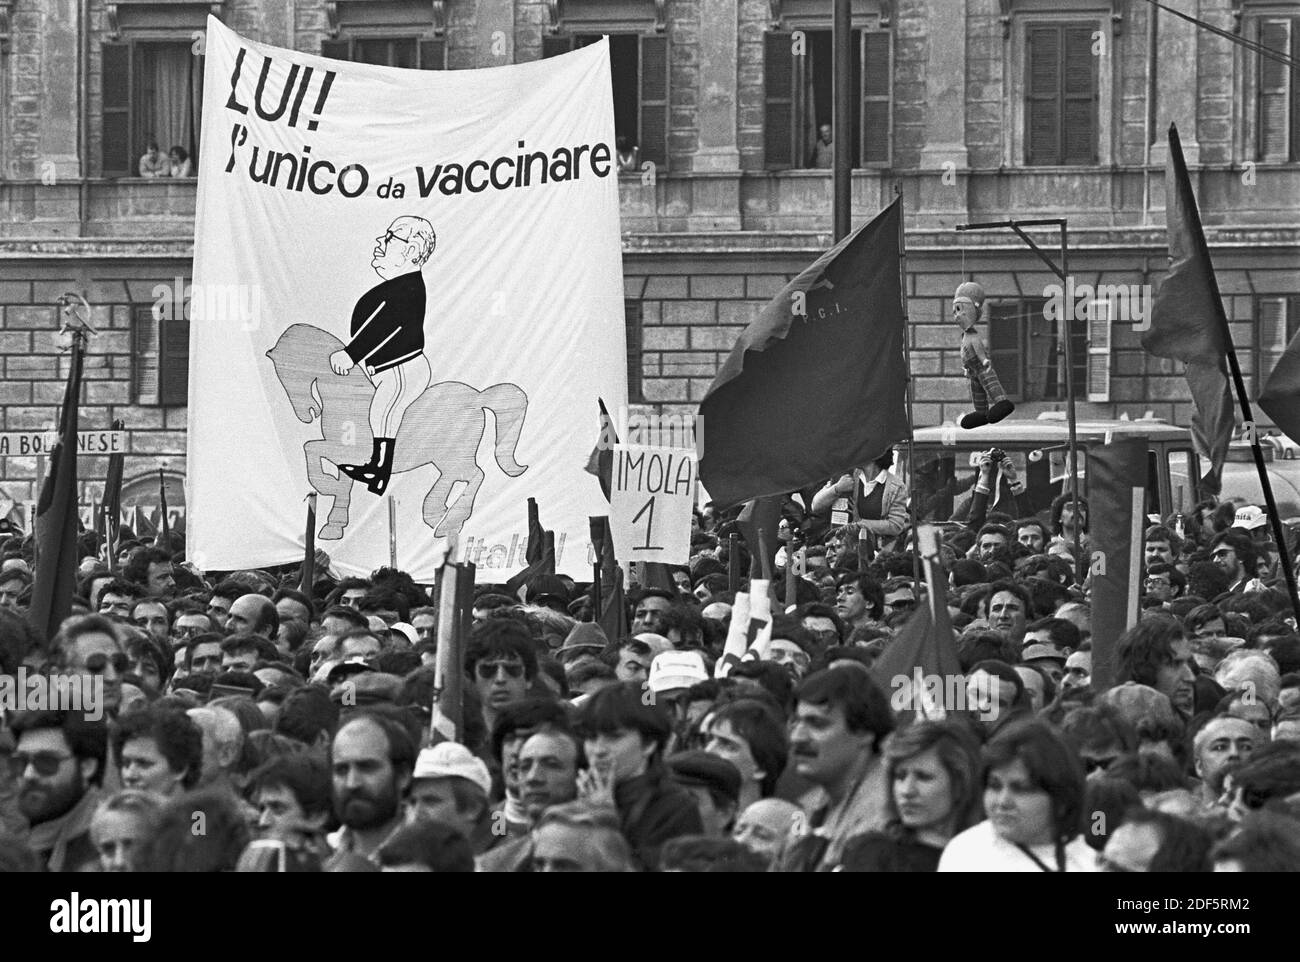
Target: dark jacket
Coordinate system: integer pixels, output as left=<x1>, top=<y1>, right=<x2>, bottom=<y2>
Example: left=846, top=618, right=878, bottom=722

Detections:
left=28, top=786, right=101, bottom=873
left=344, top=271, right=426, bottom=374
left=614, top=768, right=703, bottom=871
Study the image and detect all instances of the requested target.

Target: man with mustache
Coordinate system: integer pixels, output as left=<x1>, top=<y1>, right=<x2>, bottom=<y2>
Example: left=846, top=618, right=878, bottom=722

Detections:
left=325, top=711, right=416, bottom=870
left=777, top=666, right=895, bottom=871
left=8, top=709, right=108, bottom=872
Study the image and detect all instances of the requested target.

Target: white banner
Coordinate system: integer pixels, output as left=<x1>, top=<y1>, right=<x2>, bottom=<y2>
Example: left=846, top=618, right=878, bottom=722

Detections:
left=188, top=19, right=626, bottom=581
left=609, top=444, right=696, bottom=564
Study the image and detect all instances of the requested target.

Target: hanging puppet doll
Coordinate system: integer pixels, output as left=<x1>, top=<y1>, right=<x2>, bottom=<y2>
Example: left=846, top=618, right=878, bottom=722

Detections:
left=953, top=281, right=1015, bottom=429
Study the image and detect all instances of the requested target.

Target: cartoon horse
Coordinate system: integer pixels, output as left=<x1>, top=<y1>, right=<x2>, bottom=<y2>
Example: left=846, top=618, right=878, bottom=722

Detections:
left=267, top=323, right=528, bottom=540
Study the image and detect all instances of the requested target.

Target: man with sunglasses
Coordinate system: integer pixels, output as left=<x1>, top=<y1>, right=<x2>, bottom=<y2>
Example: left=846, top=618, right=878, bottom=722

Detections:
left=1209, top=531, right=1259, bottom=595
left=170, top=610, right=217, bottom=650
left=53, top=615, right=126, bottom=719
left=466, top=620, right=538, bottom=733
left=8, top=709, right=108, bottom=872
left=881, top=578, right=917, bottom=619
left=329, top=215, right=438, bottom=496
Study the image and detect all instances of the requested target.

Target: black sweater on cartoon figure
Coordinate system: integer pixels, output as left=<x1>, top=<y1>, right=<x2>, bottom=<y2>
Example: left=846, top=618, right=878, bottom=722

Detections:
left=343, top=270, right=427, bottom=374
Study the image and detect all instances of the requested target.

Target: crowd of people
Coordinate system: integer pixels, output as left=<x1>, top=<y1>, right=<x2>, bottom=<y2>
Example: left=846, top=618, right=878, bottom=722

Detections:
left=1, top=447, right=1300, bottom=873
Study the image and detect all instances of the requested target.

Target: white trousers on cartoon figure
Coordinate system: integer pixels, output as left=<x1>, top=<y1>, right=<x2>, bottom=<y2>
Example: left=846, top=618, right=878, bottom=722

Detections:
left=365, top=354, right=431, bottom=440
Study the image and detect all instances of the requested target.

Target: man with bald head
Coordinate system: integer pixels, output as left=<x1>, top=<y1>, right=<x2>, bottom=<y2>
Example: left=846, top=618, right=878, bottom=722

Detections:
left=226, top=593, right=279, bottom=640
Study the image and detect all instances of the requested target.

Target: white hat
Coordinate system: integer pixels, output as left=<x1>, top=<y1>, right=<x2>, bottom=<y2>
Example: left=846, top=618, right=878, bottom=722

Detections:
left=1233, top=505, right=1266, bottom=531
left=389, top=622, right=419, bottom=645
left=412, top=742, right=491, bottom=797
left=648, top=650, right=708, bottom=694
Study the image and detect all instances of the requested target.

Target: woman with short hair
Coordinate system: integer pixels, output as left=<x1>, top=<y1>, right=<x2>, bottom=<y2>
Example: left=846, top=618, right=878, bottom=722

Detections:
left=938, top=720, right=1097, bottom=871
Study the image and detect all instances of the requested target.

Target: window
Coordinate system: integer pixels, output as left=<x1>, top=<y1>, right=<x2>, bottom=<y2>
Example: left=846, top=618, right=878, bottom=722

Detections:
left=1168, top=449, right=1198, bottom=517
left=101, top=41, right=204, bottom=177
left=625, top=299, right=644, bottom=403
left=986, top=299, right=1091, bottom=403
left=763, top=29, right=891, bottom=170
left=320, top=36, right=445, bottom=70
left=543, top=34, right=667, bottom=171
left=1255, top=295, right=1300, bottom=397
left=1254, top=16, right=1300, bottom=161
left=134, top=305, right=189, bottom=406
left=1024, top=23, right=1097, bottom=165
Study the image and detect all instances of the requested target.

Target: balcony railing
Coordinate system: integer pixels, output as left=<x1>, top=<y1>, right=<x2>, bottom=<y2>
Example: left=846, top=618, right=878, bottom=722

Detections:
left=0, top=166, right=1296, bottom=243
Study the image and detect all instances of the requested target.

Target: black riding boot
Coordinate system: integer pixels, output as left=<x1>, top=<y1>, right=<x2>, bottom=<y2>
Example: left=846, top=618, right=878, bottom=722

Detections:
left=340, top=437, right=396, bottom=495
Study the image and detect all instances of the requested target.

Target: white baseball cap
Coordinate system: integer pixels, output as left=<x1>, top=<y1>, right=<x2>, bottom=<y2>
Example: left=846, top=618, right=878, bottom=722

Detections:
left=411, top=742, right=491, bottom=797
left=1233, top=505, right=1266, bottom=531
left=647, top=650, right=709, bottom=694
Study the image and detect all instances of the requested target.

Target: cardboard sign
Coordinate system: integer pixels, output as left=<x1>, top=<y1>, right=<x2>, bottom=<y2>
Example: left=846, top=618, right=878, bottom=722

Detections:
left=609, top=445, right=696, bottom=564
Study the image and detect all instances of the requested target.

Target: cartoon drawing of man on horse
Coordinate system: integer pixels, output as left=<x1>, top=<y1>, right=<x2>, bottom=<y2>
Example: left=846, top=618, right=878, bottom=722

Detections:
left=327, top=214, right=438, bottom=495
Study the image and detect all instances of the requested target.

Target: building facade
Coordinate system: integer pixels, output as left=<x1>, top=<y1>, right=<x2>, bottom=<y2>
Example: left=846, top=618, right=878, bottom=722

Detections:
left=0, top=0, right=1296, bottom=523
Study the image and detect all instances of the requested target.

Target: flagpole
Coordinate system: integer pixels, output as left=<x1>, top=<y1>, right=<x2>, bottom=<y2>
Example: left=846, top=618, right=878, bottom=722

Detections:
left=1199, top=251, right=1300, bottom=621
left=895, top=183, right=922, bottom=590
left=832, top=0, right=852, bottom=241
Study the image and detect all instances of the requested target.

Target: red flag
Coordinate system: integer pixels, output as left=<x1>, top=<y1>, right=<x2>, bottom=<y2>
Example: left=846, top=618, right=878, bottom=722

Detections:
left=870, top=537, right=959, bottom=724
left=1261, top=340, right=1300, bottom=447
left=525, top=497, right=544, bottom=566
left=584, top=398, right=618, bottom=502
left=1141, top=124, right=1235, bottom=491
left=300, top=493, right=317, bottom=597
left=698, top=199, right=909, bottom=508
left=30, top=341, right=84, bottom=641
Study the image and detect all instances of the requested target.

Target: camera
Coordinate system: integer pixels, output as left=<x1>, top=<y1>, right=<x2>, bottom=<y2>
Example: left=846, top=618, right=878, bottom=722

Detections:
left=987, top=447, right=1006, bottom=464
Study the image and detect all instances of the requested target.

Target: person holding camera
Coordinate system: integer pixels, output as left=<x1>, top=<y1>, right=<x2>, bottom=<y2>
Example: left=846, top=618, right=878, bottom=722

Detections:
left=966, top=448, right=1026, bottom=533
left=810, top=450, right=908, bottom=560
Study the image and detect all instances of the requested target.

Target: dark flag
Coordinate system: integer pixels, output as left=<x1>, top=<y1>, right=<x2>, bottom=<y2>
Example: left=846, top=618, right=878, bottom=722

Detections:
left=1087, top=438, right=1148, bottom=692
left=1141, top=123, right=1235, bottom=492
left=1260, top=332, right=1300, bottom=446
left=870, top=526, right=960, bottom=723
left=639, top=561, right=677, bottom=594
left=525, top=497, right=544, bottom=565
left=300, top=493, right=317, bottom=597
left=698, top=198, right=909, bottom=508
left=584, top=398, right=617, bottom=501
left=155, top=469, right=170, bottom=549
left=100, top=417, right=124, bottom=571
left=736, top=495, right=783, bottom=579
left=505, top=499, right=556, bottom=600
left=591, top=516, right=629, bottom=642
left=30, top=342, right=84, bottom=642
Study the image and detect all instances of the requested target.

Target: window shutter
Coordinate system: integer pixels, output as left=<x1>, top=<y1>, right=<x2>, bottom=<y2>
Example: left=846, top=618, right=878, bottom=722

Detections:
left=860, top=31, right=891, bottom=165
left=542, top=36, right=574, bottom=59
left=764, top=32, right=796, bottom=170
left=1062, top=26, right=1097, bottom=163
left=1259, top=20, right=1290, bottom=159
left=419, top=39, right=446, bottom=69
left=638, top=35, right=669, bottom=170
left=1292, top=19, right=1300, bottom=161
left=102, top=43, right=132, bottom=177
left=987, top=303, right=1023, bottom=400
left=1026, top=27, right=1060, bottom=165
left=1085, top=299, right=1112, bottom=402
left=1257, top=296, right=1289, bottom=396
left=320, top=39, right=351, bottom=60
left=625, top=299, right=643, bottom=403
left=134, top=306, right=160, bottom=404
left=159, top=315, right=191, bottom=407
